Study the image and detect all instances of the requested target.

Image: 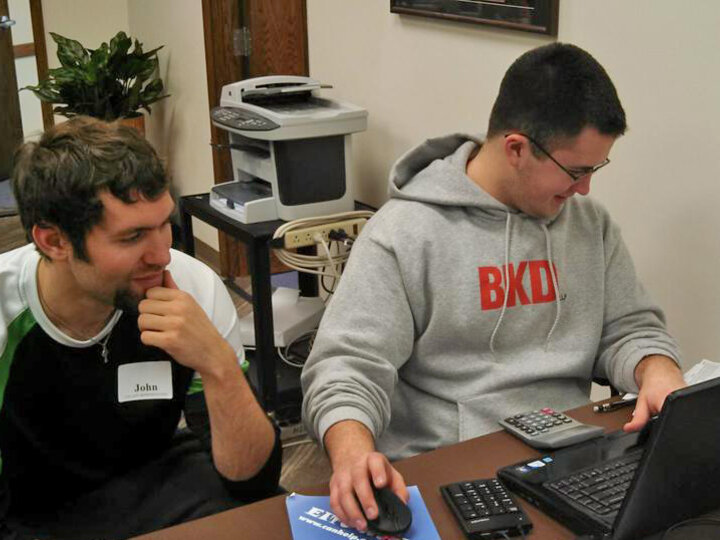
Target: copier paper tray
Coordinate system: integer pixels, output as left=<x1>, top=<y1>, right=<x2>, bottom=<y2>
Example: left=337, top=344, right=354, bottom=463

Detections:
left=212, top=180, right=272, bottom=205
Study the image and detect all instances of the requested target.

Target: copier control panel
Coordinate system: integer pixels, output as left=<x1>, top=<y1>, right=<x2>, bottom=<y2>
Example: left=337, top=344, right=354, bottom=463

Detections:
left=211, top=106, right=279, bottom=131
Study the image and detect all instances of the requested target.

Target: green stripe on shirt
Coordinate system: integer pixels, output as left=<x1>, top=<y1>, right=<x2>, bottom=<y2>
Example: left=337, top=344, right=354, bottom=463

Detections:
left=0, top=308, right=37, bottom=474
left=186, top=356, right=250, bottom=396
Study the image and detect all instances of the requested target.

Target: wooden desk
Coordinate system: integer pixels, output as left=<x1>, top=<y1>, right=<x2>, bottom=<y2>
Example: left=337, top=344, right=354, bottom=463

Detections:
left=134, top=402, right=634, bottom=539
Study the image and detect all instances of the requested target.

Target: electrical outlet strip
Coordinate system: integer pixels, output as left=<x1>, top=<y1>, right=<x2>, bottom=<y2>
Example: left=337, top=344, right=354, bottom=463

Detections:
left=283, top=218, right=367, bottom=248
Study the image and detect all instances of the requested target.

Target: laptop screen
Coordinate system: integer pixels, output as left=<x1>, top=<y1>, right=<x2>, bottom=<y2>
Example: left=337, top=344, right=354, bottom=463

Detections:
left=613, top=377, right=720, bottom=539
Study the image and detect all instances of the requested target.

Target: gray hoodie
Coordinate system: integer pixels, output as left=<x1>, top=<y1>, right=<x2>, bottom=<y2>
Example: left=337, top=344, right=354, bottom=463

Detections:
left=301, top=134, right=680, bottom=460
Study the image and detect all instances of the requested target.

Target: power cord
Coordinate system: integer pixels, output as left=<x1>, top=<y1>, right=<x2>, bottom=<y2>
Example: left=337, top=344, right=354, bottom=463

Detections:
left=277, top=330, right=316, bottom=369
left=328, top=229, right=355, bottom=246
left=320, top=273, right=337, bottom=296
left=317, top=233, right=341, bottom=282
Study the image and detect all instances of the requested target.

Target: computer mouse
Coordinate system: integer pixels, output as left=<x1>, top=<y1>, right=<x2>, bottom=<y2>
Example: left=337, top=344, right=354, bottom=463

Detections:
left=363, top=486, right=412, bottom=537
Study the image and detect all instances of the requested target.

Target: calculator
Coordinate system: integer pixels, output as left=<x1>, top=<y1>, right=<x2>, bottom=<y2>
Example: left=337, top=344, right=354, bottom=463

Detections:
left=499, top=407, right=604, bottom=449
left=440, top=478, right=532, bottom=539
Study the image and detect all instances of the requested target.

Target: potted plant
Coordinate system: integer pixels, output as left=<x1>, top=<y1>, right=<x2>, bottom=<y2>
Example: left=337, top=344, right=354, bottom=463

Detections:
left=23, top=31, right=169, bottom=134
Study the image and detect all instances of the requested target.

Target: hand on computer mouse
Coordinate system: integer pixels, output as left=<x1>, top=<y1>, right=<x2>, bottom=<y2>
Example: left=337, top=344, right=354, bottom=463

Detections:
left=362, top=486, right=412, bottom=537
left=324, top=422, right=409, bottom=532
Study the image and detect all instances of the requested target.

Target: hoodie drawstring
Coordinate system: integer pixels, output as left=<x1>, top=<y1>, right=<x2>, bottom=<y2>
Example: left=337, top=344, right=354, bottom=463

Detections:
left=488, top=215, right=561, bottom=353
left=542, top=223, right=562, bottom=350
left=489, top=212, right=512, bottom=353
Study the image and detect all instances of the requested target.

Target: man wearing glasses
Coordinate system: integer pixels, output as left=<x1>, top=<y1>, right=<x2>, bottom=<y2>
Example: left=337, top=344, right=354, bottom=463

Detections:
left=301, top=43, right=685, bottom=532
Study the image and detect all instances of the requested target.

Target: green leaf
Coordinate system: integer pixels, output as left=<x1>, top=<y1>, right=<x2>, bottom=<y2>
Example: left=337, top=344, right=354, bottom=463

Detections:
left=51, top=32, right=88, bottom=68
left=143, top=78, right=164, bottom=95
left=132, top=38, right=144, bottom=55
left=21, top=84, right=62, bottom=103
left=50, top=67, right=86, bottom=85
left=90, top=43, right=110, bottom=70
left=109, top=31, right=132, bottom=61
left=136, top=57, right=159, bottom=81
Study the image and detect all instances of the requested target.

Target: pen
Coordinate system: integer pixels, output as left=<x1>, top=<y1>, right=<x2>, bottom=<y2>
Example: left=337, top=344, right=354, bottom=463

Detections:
left=593, top=398, right=637, bottom=414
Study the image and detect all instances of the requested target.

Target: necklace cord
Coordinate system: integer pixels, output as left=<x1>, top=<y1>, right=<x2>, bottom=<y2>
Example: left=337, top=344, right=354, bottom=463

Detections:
left=37, top=279, right=115, bottom=363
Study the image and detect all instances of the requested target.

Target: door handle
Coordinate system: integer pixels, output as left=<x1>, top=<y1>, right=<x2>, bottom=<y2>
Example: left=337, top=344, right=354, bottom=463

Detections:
left=0, top=15, right=16, bottom=29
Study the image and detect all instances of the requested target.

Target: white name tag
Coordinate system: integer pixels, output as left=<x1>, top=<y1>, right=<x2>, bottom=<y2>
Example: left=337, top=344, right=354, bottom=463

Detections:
left=117, top=361, right=173, bottom=403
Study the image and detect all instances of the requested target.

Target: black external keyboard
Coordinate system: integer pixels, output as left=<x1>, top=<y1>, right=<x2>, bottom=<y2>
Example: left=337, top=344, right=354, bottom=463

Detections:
left=440, top=478, right=532, bottom=539
left=545, top=452, right=642, bottom=519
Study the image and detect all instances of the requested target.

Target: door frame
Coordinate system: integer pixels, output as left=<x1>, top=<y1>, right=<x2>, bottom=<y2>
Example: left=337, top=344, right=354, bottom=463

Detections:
left=7, top=0, right=52, bottom=130
left=29, top=0, right=52, bottom=129
left=1, top=0, right=23, bottom=178
left=201, top=0, right=245, bottom=277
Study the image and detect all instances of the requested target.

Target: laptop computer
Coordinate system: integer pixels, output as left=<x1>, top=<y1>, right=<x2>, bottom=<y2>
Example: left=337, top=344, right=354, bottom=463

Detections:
left=498, top=377, right=720, bottom=539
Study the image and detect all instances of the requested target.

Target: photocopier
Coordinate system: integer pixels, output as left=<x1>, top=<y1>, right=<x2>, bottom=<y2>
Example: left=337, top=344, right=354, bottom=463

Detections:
left=209, top=75, right=368, bottom=224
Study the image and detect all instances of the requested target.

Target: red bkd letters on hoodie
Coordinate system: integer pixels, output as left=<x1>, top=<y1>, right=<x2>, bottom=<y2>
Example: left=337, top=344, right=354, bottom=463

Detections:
left=478, top=260, right=558, bottom=310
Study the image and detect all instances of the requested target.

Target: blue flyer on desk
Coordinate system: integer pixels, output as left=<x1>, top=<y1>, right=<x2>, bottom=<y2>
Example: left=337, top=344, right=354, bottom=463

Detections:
left=285, top=486, right=441, bottom=540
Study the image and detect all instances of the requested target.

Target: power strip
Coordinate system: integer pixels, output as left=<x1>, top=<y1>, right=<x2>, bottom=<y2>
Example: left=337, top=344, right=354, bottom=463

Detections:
left=283, top=218, right=367, bottom=248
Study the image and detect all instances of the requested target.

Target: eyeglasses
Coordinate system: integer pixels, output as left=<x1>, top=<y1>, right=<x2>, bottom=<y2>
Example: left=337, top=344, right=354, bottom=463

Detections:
left=505, top=133, right=610, bottom=182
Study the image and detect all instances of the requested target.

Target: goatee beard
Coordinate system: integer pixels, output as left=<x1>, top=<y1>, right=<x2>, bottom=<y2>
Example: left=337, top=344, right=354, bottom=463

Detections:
left=114, top=288, right=142, bottom=314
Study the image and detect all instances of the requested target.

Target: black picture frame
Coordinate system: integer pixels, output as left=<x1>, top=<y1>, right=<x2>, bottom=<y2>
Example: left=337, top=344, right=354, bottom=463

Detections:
left=390, top=0, right=559, bottom=37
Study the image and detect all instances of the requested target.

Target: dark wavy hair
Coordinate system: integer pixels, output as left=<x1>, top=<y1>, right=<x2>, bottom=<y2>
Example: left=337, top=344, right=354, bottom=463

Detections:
left=12, top=116, right=168, bottom=261
left=487, top=43, right=627, bottom=152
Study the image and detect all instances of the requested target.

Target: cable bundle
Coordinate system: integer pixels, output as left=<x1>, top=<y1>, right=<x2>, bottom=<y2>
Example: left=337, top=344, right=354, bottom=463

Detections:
left=271, top=210, right=374, bottom=285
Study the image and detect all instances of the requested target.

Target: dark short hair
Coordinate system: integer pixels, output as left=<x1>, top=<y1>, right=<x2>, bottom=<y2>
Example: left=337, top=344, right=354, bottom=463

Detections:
left=12, top=116, right=168, bottom=261
left=487, top=43, right=627, bottom=151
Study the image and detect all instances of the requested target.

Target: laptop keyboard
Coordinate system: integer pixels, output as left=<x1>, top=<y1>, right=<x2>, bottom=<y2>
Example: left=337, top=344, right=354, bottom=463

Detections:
left=545, top=452, right=642, bottom=519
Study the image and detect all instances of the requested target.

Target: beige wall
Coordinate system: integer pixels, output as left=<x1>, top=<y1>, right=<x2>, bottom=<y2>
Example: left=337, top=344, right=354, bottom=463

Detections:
left=126, top=0, right=217, bottom=248
left=42, top=0, right=129, bottom=68
left=306, top=0, right=720, bottom=368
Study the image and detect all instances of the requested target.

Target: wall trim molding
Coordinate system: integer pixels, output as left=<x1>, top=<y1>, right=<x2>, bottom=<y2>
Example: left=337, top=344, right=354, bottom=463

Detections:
left=13, top=42, right=35, bottom=58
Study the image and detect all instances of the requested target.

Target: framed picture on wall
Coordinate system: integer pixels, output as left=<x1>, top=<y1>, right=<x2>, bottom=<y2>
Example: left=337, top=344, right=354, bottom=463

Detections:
left=390, top=0, right=559, bottom=36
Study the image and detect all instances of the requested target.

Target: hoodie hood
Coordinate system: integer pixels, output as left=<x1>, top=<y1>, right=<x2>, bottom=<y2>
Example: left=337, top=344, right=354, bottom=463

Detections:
left=388, top=133, right=513, bottom=220
left=389, top=133, right=563, bottom=227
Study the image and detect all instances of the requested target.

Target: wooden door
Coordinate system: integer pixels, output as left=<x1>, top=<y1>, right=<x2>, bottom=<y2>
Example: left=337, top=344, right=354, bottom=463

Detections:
left=0, top=0, right=23, bottom=180
left=202, top=0, right=308, bottom=277
left=246, top=0, right=308, bottom=77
